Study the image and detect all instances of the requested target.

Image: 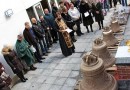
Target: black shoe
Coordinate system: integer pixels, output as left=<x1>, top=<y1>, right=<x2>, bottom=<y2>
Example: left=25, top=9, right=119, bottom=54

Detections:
left=23, top=69, right=29, bottom=73
left=40, top=57, right=45, bottom=59
left=38, top=60, right=43, bottom=63
left=30, top=66, right=37, bottom=70
left=91, top=29, right=93, bottom=32
left=47, top=51, right=51, bottom=53
left=43, top=53, right=48, bottom=56
left=53, top=41, right=57, bottom=43
left=24, top=78, right=28, bottom=81
left=77, top=34, right=81, bottom=36
left=99, top=26, right=101, bottom=30
left=80, top=33, right=84, bottom=35
left=21, top=79, right=26, bottom=82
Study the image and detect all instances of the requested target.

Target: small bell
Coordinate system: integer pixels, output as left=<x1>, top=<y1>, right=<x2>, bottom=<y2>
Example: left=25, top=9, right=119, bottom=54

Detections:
left=79, top=52, right=118, bottom=90
left=103, top=27, right=118, bottom=47
left=92, top=38, right=115, bottom=68
left=110, top=17, right=121, bottom=33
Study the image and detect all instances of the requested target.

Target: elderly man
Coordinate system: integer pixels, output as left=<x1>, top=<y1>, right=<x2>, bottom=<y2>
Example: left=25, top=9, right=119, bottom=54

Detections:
left=23, top=22, right=43, bottom=63
left=15, top=34, right=37, bottom=70
left=44, top=9, right=58, bottom=43
left=39, top=16, right=53, bottom=48
left=31, top=18, right=49, bottom=56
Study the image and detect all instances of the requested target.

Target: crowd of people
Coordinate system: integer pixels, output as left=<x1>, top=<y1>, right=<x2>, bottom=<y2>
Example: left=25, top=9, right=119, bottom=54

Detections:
left=0, top=0, right=128, bottom=89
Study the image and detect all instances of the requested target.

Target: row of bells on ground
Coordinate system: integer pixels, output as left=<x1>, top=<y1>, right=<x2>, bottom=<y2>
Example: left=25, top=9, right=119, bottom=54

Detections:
left=112, top=9, right=128, bottom=25
left=79, top=22, right=121, bottom=90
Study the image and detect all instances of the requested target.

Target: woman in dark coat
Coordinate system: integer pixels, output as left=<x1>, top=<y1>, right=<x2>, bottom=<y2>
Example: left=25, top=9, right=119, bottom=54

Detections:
left=55, top=12, right=75, bottom=57
left=2, top=46, right=28, bottom=82
left=61, top=7, right=77, bottom=42
left=0, top=77, right=10, bottom=90
left=80, top=0, right=94, bottom=33
left=92, top=2, right=104, bottom=30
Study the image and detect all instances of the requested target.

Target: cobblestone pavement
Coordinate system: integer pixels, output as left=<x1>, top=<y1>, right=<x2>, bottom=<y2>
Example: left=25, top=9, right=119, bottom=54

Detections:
left=11, top=8, right=117, bottom=90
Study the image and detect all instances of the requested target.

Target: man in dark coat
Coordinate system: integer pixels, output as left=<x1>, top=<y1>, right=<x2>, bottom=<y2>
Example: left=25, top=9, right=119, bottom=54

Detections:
left=92, top=2, right=104, bottom=30
left=39, top=16, right=53, bottom=48
left=0, top=77, right=10, bottom=90
left=80, top=0, right=94, bottom=33
left=44, top=9, right=58, bottom=43
left=31, top=18, right=48, bottom=56
left=23, top=22, right=43, bottom=63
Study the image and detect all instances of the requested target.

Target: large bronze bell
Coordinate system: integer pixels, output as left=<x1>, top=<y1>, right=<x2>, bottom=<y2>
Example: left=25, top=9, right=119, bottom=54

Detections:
left=103, top=27, right=118, bottom=47
left=79, top=52, right=118, bottom=90
left=110, top=17, right=121, bottom=33
left=92, top=38, right=115, bottom=68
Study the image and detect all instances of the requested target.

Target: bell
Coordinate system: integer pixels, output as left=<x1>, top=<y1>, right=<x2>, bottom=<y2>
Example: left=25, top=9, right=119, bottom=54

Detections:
left=92, top=38, right=115, bottom=68
left=79, top=52, right=118, bottom=90
left=103, top=27, right=118, bottom=47
left=110, top=17, right=121, bottom=33
left=118, top=13, right=127, bottom=25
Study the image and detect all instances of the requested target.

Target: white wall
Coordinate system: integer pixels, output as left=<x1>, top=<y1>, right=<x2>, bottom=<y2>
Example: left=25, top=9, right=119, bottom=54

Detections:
left=0, top=0, right=39, bottom=77
left=21, top=0, right=41, bottom=9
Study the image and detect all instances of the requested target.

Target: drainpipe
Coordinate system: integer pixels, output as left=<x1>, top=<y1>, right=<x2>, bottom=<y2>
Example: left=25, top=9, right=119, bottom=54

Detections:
left=48, top=0, right=52, bottom=12
left=54, top=0, right=59, bottom=8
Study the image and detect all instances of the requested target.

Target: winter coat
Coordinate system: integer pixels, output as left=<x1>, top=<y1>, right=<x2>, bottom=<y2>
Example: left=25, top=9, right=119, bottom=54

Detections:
left=23, top=28, right=37, bottom=46
left=44, top=13, right=57, bottom=30
left=0, top=77, right=11, bottom=90
left=52, top=6, right=58, bottom=18
left=2, top=48, right=23, bottom=74
left=32, top=23, right=44, bottom=40
left=92, top=2, right=104, bottom=22
left=61, top=12, right=75, bottom=29
left=15, top=39, right=35, bottom=66
left=80, top=3, right=94, bottom=26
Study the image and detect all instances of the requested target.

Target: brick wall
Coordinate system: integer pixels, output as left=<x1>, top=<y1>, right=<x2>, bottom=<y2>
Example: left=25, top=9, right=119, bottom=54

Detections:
left=114, top=66, right=130, bottom=80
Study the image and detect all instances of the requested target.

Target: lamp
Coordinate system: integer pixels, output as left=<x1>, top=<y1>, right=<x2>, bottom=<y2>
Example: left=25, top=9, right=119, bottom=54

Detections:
left=5, top=9, right=13, bottom=17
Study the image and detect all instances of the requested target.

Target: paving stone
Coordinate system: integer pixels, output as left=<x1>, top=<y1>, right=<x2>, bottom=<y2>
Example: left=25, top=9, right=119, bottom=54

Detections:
left=42, top=69, right=54, bottom=76
left=64, top=78, right=77, bottom=86
left=68, top=58, right=82, bottom=64
left=34, top=63, right=50, bottom=69
left=54, top=77, right=67, bottom=85
left=59, top=58, right=71, bottom=64
left=29, top=82, right=41, bottom=90
left=39, top=84, right=52, bottom=90
left=69, top=71, right=80, bottom=78
left=59, top=70, right=72, bottom=77
left=47, top=63, right=58, bottom=69
left=51, top=58, right=62, bottom=63
left=27, top=69, right=43, bottom=75
left=35, top=75, right=48, bottom=83
left=62, top=64, right=75, bottom=70
left=61, top=86, right=74, bottom=90
left=49, top=85, right=62, bottom=90
left=50, top=70, right=62, bottom=77
left=12, top=82, right=31, bottom=90
left=55, top=64, right=66, bottom=70
left=72, top=64, right=81, bottom=71
left=45, top=77, right=57, bottom=84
